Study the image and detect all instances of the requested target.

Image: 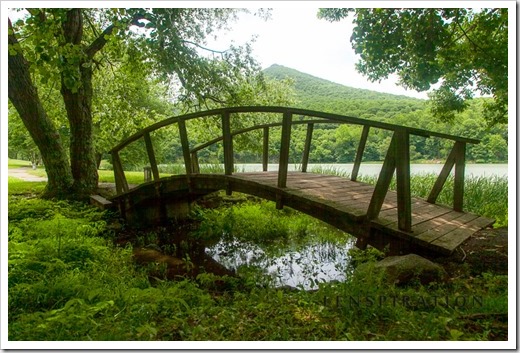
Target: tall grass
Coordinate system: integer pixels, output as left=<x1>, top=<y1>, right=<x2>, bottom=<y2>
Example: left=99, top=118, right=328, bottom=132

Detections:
left=309, top=164, right=350, bottom=178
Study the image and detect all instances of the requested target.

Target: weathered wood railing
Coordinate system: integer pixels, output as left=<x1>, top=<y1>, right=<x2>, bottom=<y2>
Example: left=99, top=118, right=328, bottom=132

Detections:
left=109, top=106, right=479, bottom=232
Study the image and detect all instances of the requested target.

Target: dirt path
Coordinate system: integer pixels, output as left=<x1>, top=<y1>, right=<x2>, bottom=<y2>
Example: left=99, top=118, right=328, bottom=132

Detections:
left=8, top=167, right=48, bottom=182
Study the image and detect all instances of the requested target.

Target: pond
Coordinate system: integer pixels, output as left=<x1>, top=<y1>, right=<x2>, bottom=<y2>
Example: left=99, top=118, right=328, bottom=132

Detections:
left=206, top=239, right=355, bottom=290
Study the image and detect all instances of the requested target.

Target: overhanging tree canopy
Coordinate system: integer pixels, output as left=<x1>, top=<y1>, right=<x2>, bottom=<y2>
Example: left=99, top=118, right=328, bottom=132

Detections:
left=318, top=8, right=508, bottom=125
left=8, top=8, right=268, bottom=199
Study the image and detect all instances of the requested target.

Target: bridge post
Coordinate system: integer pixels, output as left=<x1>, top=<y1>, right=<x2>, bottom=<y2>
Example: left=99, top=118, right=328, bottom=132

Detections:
left=351, top=125, right=370, bottom=181
left=276, top=111, right=292, bottom=209
left=278, top=111, right=292, bottom=189
left=394, top=128, right=412, bottom=232
left=301, top=123, right=314, bottom=173
left=453, top=142, right=466, bottom=212
left=427, top=141, right=466, bottom=211
left=111, top=151, right=128, bottom=194
left=222, top=111, right=234, bottom=176
left=366, top=129, right=412, bottom=232
left=143, top=132, right=160, bottom=182
left=366, top=135, right=397, bottom=221
left=263, top=127, right=269, bottom=172
left=191, top=152, right=200, bottom=174
left=222, top=111, right=234, bottom=195
left=178, top=119, right=192, bottom=176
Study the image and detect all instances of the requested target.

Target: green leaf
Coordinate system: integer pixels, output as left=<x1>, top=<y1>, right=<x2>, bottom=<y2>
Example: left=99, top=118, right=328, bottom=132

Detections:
left=8, top=45, right=18, bottom=56
left=449, top=329, right=464, bottom=340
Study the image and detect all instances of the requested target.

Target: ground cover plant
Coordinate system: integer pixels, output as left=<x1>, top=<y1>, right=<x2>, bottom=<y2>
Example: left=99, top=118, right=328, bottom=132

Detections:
left=7, top=174, right=508, bottom=341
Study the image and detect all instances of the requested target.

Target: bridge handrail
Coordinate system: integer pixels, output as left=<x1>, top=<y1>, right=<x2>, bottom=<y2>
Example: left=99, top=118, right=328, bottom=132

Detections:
left=189, top=119, right=336, bottom=154
left=109, top=106, right=479, bottom=154
left=110, top=106, right=480, bottom=233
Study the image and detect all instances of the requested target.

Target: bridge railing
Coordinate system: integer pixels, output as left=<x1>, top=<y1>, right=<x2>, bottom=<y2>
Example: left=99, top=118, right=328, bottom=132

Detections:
left=109, top=106, right=479, bottom=232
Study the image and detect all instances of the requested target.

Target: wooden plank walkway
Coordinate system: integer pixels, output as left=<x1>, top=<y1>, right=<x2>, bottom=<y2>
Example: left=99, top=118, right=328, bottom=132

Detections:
left=231, top=172, right=495, bottom=255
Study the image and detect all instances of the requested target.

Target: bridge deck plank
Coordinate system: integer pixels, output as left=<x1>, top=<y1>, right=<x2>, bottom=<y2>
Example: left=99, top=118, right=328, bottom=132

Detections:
left=234, top=172, right=494, bottom=255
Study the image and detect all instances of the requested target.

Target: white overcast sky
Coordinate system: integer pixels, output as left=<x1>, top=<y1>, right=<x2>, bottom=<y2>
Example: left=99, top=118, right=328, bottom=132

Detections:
left=4, top=1, right=513, bottom=100
left=207, top=6, right=429, bottom=99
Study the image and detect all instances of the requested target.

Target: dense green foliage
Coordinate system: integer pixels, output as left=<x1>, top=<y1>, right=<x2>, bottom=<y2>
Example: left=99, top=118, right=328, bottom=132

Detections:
left=264, top=64, right=425, bottom=119
left=8, top=8, right=286, bottom=198
left=192, top=200, right=350, bottom=250
left=7, top=178, right=508, bottom=341
left=318, top=8, right=508, bottom=124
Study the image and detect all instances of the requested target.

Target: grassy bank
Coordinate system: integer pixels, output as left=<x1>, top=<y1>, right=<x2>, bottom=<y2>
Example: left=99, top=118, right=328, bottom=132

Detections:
left=6, top=178, right=508, bottom=341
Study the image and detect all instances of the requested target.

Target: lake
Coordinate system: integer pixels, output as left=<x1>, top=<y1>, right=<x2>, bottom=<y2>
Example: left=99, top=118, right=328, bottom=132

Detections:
left=233, top=163, right=508, bottom=178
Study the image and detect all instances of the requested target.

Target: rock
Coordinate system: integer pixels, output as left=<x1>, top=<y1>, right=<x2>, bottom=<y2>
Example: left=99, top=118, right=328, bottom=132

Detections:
left=132, top=247, right=235, bottom=282
left=133, top=247, right=185, bottom=268
left=359, top=254, right=447, bottom=285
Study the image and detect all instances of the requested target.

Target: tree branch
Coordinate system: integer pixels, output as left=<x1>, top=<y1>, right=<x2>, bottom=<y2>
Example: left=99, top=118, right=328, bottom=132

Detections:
left=85, top=13, right=146, bottom=59
left=26, top=8, right=46, bottom=23
left=182, top=40, right=228, bottom=55
left=456, top=20, right=484, bottom=52
left=85, top=24, right=115, bottom=59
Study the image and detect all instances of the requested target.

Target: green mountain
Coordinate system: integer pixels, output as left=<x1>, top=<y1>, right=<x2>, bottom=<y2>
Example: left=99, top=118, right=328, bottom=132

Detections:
left=261, top=64, right=507, bottom=163
left=263, top=64, right=425, bottom=121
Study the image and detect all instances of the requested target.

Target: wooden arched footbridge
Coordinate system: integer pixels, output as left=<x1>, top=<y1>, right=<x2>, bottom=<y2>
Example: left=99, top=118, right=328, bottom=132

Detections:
left=106, top=106, right=494, bottom=256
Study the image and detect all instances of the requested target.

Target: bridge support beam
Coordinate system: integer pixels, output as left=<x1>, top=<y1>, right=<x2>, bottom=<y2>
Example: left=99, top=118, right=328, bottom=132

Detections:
left=366, top=129, right=412, bottom=233
left=222, top=111, right=234, bottom=176
left=355, top=226, right=412, bottom=256
left=144, top=132, right=160, bottom=182
left=263, top=127, right=269, bottom=172
left=427, top=141, right=466, bottom=212
left=351, top=125, right=370, bottom=182
left=178, top=119, right=192, bottom=176
left=394, top=129, right=412, bottom=232
left=301, top=123, right=314, bottom=173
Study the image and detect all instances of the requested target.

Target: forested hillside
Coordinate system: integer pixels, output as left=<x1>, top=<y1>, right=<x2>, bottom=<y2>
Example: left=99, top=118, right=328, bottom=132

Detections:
left=262, top=64, right=508, bottom=164
left=264, top=64, right=426, bottom=120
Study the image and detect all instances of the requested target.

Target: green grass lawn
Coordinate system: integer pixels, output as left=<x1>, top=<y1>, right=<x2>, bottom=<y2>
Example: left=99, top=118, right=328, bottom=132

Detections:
left=8, top=158, right=33, bottom=169
left=8, top=163, right=148, bottom=185
left=98, top=170, right=148, bottom=184
left=8, top=176, right=47, bottom=195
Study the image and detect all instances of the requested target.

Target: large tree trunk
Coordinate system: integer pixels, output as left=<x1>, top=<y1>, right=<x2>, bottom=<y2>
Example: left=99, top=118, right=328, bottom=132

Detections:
left=60, top=9, right=99, bottom=197
left=7, top=19, right=73, bottom=198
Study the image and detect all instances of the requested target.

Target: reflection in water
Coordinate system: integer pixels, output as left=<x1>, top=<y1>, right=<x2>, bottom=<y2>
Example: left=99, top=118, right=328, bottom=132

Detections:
left=206, top=239, right=355, bottom=290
